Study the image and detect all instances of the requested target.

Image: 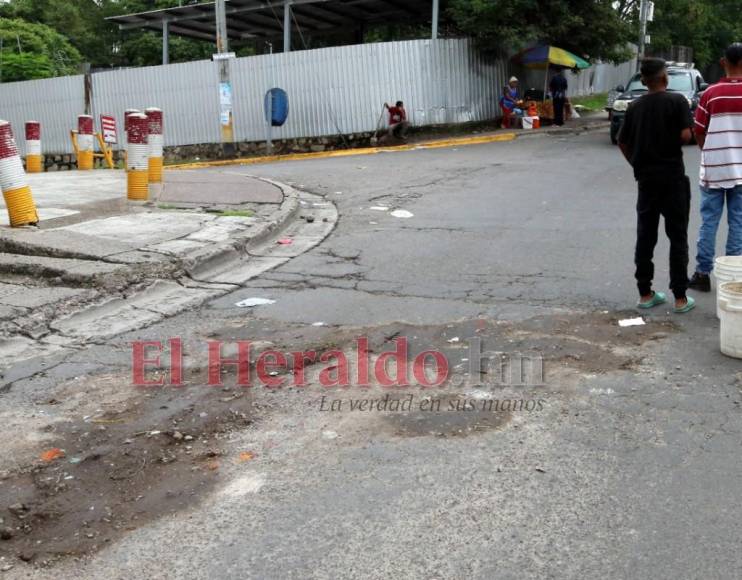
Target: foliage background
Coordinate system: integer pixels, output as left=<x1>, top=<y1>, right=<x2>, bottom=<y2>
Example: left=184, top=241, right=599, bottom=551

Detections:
left=0, top=0, right=738, bottom=81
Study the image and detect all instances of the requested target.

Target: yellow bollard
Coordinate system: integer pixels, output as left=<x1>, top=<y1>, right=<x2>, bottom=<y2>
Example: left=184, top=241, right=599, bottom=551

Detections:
left=25, top=121, right=43, bottom=173
left=77, top=115, right=94, bottom=170
left=127, top=113, right=149, bottom=201
left=0, top=120, right=38, bottom=227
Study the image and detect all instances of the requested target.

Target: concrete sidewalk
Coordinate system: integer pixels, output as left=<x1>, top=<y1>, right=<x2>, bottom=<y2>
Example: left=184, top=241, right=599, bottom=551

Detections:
left=0, top=169, right=337, bottom=371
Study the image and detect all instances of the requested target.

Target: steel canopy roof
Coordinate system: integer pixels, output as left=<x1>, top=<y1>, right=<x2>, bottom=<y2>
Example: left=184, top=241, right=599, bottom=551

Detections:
left=107, top=0, right=438, bottom=42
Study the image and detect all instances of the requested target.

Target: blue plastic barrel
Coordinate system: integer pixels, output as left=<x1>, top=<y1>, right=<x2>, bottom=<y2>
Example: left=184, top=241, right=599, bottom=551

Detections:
left=264, top=88, right=289, bottom=127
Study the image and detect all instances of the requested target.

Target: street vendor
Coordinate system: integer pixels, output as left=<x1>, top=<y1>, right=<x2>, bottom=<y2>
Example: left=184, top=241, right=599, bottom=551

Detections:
left=500, top=76, right=523, bottom=129
left=549, top=68, right=569, bottom=126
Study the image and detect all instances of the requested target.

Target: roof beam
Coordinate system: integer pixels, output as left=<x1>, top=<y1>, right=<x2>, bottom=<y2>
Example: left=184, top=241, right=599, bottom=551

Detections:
left=112, top=0, right=334, bottom=30
left=108, top=0, right=438, bottom=43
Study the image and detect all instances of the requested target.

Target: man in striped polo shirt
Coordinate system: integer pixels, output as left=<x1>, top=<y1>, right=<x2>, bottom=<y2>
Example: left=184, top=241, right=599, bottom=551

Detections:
left=689, top=43, right=742, bottom=292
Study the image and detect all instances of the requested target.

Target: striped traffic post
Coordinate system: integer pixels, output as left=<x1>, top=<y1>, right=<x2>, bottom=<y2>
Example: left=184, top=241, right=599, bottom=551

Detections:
left=0, top=120, right=38, bottom=227
left=145, top=108, right=163, bottom=184
left=25, top=121, right=42, bottom=173
left=127, top=113, right=149, bottom=201
left=77, top=115, right=94, bottom=170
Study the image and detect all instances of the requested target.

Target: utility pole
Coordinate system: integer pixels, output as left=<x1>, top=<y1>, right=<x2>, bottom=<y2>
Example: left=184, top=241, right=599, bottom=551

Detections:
left=637, top=0, right=647, bottom=68
left=637, top=0, right=654, bottom=70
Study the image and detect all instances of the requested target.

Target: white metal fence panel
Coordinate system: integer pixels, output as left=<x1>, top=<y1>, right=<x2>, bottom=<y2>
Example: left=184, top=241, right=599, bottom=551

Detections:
left=522, top=57, right=638, bottom=98
left=91, top=59, right=221, bottom=149
left=231, top=38, right=508, bottom=142
left=0, top=75, right=84, bottom=154
left=0, top=39, right=636, bottom=154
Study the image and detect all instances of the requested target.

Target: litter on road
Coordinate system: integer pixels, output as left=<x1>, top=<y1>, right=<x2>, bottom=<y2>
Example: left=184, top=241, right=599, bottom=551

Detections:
left=391, top=209, right=414, bottom=219
left=39, top=448, right=65, bottom=462
left=236, top=298, right=277, bottom=308
left=618, top=317, right=646, bottom=327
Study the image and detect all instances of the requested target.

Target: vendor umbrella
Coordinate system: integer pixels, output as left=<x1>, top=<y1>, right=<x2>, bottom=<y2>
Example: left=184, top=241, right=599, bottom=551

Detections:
left=512, top=45, right=591, bottom=101
left=512, top=45, right=591, bottom=70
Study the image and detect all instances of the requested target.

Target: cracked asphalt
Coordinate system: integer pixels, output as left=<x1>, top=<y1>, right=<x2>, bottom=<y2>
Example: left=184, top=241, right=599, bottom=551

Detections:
left=3, top=130, right=742, bottom=580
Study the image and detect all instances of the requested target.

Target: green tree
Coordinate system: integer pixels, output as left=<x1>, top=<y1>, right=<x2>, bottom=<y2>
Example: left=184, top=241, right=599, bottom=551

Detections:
left=448, top=0, right=634, bottom=63
left=647, top=0, right=742, bottom=68
left=0, top=18, right=81, bottom=81
left=0, top=0, right=217, bottom=69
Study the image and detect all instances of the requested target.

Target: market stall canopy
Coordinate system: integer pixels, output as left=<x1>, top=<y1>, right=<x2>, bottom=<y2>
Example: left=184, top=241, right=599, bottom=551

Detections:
left=512, top=45, right=591, bottom=70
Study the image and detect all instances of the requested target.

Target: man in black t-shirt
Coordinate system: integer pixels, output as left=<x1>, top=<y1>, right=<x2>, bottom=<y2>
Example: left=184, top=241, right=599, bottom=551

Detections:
left=618, top=58, right=695, bottom=313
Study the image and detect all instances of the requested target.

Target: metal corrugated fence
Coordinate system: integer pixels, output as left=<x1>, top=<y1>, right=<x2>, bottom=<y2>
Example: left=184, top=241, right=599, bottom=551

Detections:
left=231, top=39, right=508, bottom=143
left=0, top=75, right=84, bottom=155
left=0, top=38, right=633, bottom=154
left=92, top=59, right=221, bottom=148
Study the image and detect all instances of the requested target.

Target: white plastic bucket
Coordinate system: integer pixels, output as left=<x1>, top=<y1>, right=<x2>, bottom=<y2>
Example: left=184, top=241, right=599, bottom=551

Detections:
left=715, top=256, right=742, bottom=318
left=719, top=281, right=742, bottom=359
left=522, top=116, right=536, bottom=130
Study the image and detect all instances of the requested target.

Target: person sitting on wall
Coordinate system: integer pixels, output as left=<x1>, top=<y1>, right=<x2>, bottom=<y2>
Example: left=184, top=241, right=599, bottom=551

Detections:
left=500, top=76, right=523, bottom=129
left=385, top=101, right=409, bottom=140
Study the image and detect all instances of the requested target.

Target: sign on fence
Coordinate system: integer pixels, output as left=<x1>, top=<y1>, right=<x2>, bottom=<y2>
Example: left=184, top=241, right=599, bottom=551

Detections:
left=100, top=114, right=117, bottom=144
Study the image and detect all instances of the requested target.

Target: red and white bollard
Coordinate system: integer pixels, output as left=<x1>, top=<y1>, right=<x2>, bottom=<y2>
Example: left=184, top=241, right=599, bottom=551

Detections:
left=77, top=115, right=94, bottom=170
left=124, top=109, right=140, bottom=147
left=126, top=113, right=149, bottom=201
left=25, top=121, right=42, bottom=173
left=0, top=120, right=38, bottom=227
left=145, top=108, right=163, bottom=185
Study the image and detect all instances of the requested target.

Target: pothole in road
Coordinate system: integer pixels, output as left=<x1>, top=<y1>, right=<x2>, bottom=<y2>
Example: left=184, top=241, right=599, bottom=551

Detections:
left=0, top=309, right=678, bottom=567
left=381, top=394, right=511, bottom=438
left=0, top=374, right=256, bottom=566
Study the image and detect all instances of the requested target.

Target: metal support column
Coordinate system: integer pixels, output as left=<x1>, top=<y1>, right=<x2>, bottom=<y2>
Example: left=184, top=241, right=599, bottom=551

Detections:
left=432, top=0, right=439, bottom=39
left=215, top=0, right=234, bottom=154
left=284, top=0, right=292, bottom=53
left=216, top=0, right=228, bottom=53
left=162, top=19, right=170, bottom=65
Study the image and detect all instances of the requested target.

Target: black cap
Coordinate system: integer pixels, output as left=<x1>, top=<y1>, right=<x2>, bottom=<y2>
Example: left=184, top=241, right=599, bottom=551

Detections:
left=725, top=43, right=742, bottom=66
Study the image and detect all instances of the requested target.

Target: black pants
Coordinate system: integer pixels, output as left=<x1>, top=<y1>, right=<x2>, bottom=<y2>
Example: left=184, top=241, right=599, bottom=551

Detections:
left=553, top=97, right=566, bottom=126
left=635, top=174, right=691, bottom=299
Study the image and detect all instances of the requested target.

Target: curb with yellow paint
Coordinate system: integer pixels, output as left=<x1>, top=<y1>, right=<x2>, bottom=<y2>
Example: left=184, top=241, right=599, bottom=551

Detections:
left=166, top=132, right=518, bottom=171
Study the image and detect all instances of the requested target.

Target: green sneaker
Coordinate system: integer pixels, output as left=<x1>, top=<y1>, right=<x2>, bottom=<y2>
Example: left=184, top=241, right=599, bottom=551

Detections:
left=637, top=291, right=667, bottom=309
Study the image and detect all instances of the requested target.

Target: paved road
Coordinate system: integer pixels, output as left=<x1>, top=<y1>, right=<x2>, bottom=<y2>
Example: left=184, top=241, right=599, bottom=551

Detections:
left=6, top=130, right=742, bottom=580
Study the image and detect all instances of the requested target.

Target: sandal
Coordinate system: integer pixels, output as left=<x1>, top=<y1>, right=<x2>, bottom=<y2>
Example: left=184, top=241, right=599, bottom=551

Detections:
left=674, top=296, right=696, bottom=314
left=637, top=291, right=667, bottom=309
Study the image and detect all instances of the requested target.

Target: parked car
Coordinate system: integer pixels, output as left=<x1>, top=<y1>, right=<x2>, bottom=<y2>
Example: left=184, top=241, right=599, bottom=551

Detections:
left=608, top=64, right=708, bottom=144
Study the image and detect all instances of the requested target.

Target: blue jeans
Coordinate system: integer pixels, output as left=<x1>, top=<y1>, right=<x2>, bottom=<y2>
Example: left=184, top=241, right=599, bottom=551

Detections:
left=696, top=184, right=742, bottom=274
